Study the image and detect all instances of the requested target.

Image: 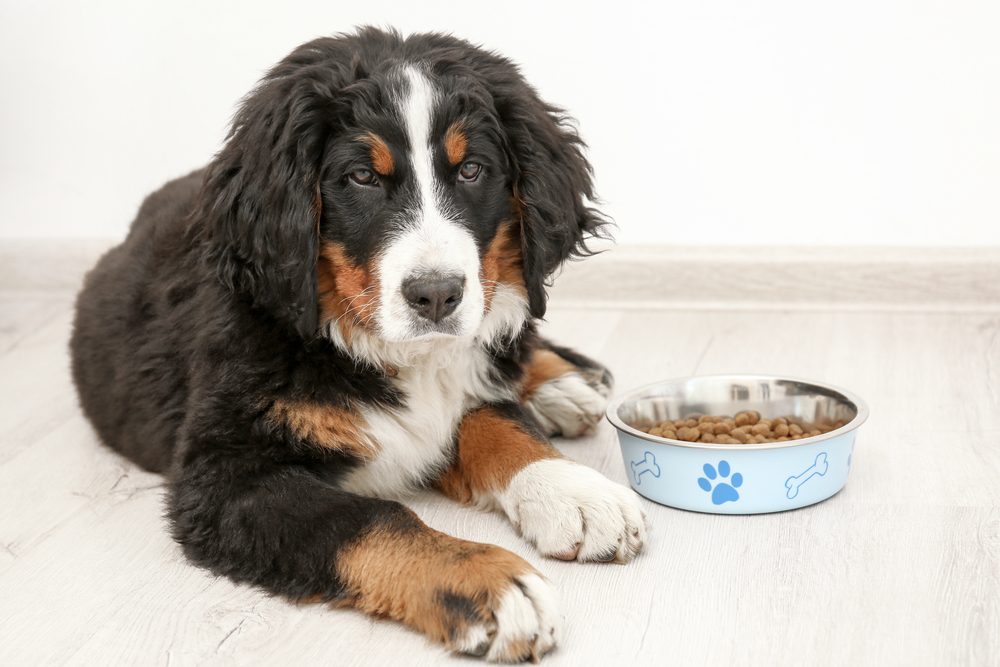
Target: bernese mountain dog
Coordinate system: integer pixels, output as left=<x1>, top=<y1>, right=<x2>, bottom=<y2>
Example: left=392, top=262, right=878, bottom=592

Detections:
left=70, top=27, right=645, bottom=662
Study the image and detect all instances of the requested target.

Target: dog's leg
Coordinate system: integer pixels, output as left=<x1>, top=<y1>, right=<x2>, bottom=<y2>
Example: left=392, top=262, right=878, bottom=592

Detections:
left=169, top=458, right=558, bottom=662
left=519, top=340, right=614, bottom=438
left=436, top=403, right=645, bottom=563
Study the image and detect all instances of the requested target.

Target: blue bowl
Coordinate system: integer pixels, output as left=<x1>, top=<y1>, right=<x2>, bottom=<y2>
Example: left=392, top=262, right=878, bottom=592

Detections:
left=606, top=375, right=869, bottom=514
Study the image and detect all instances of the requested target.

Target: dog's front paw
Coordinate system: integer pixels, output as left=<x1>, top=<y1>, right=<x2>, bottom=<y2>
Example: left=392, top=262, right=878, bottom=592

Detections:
left=497, top=459, right=646, bottom=563
left=341, top=530, right=560, bottom=663
left=525, top=370, right=612, bottom=438
left=443, top=563, right=560, bottom=663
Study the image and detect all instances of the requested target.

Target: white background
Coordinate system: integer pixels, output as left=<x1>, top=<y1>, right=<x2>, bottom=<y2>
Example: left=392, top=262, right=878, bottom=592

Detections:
left=2, top=0, right=998, bottom=246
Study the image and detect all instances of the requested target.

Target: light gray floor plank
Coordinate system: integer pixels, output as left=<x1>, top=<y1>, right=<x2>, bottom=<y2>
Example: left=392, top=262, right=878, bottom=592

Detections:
left=0, top=293, right=997, bottom=666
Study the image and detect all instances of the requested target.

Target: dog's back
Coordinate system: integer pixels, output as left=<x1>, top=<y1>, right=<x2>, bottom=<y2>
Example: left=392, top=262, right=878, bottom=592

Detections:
left=70, top=170, right=204, bottom=473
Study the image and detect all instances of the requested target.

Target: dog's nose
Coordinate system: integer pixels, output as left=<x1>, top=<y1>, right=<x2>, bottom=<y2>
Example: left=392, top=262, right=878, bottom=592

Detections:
left=401, top=273, right=465, bottom=323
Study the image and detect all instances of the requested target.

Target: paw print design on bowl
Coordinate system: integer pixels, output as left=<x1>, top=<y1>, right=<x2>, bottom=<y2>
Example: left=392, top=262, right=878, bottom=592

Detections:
left=697, top=460, right=743, bottom=505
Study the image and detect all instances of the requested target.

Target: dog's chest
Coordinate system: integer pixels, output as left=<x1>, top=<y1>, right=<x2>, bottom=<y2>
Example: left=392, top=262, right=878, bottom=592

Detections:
left=339, top=344, right=510, bottom=498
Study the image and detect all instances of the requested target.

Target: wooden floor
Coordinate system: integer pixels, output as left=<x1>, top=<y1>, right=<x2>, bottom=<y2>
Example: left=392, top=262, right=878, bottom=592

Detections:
left=1, top=254, right=998, bottom=666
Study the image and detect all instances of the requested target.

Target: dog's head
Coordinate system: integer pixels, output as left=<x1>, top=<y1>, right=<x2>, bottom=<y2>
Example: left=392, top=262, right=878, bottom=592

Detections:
left=200, top=28, right=608, bottom=346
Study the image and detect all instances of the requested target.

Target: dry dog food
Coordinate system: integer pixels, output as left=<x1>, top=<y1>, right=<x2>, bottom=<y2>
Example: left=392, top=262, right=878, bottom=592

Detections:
left=642, top=411, right=847, bottom=444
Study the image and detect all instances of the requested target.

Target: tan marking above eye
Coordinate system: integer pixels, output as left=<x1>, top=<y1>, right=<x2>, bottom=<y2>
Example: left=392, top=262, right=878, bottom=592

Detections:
left=443, top=122, right=468, bottom=166
left=361, top=133, right=394, bottom=175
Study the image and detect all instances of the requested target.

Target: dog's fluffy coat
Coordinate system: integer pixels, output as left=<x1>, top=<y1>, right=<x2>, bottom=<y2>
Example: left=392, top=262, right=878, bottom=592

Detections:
left=70, top=28, right=644, bottom=662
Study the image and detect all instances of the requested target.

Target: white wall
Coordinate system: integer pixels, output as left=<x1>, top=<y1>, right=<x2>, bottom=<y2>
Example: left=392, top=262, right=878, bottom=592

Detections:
left=2, top=0, right=998, bottom=246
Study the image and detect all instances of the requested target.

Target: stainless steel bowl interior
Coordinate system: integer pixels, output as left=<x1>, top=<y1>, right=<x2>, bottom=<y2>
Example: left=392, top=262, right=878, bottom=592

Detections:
left=609, top=375, right=868, bottom=447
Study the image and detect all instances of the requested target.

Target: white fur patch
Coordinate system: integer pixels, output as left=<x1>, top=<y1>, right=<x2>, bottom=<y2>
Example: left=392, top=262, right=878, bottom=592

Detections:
left=452, top=623, right=491, bottom=656
left=488, top=573, right=560, bottom=662
left=337, top=327, right=521, bottom=498
left=375, top=65, right=484, bottom=342
left=450, top=572, right=559, bottom=662
left=494, top=459, right=646, bottom=563
left=524, top=372, right=609, bottom=438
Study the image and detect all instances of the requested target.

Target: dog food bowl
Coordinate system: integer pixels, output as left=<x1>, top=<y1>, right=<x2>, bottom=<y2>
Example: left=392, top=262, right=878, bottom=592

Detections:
left=606, top=375, right=868, bottom=514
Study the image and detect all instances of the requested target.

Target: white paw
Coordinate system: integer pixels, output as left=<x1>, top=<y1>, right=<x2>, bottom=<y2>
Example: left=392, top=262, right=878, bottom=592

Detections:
left=497, top=459, right=646, bottom=563
left=451, top=572, right=561, bottom=663
left=525, top=372, right=610, bottom=438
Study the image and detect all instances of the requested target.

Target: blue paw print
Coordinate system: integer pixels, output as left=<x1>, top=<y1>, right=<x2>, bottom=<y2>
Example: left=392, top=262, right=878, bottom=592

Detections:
left=698, top=460, right=743, bottom=505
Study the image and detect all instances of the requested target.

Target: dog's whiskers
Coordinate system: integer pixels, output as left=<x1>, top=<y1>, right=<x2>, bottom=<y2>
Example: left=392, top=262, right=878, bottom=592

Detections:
left=329, top=286, right=379, bottom=331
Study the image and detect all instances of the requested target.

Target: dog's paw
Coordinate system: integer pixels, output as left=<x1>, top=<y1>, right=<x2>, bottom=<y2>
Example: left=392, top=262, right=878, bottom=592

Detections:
left=497, top=459, right=646, bottom=563
left=525, top=369, right=612, bottom=438
left=446, top=570, right=560, bottom=663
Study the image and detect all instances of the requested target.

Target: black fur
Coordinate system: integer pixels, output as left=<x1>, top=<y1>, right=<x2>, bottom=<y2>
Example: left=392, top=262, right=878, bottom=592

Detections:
left=414, top=32, right=612, bottom=318
left=70, top=28, right=607, bottom=612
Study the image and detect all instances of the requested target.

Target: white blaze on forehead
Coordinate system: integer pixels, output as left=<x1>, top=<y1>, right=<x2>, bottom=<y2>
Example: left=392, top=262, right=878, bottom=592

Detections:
left=374, top=65, right=485, bottom=342
left=400, top=66, right=441, bottom=220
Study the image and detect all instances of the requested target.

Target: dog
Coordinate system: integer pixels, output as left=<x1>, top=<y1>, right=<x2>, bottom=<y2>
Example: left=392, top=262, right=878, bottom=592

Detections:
left=70, top=27, right=645, bottom=662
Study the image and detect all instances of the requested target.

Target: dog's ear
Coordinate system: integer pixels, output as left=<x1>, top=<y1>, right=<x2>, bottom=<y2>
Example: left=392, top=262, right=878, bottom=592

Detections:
left=198, top=39, right=353, bottom=337
left=495, top=79, right=610, bottom=319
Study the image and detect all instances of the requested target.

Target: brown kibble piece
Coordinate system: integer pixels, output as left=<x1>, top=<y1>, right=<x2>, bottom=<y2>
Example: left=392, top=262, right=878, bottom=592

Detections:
left=734, top=410, right=762, bottom=426
left=773, top=423, right=789, bottom=437
left=751, top=423, right=771, bottom=436
left=677, top=427, right=700, bottom=441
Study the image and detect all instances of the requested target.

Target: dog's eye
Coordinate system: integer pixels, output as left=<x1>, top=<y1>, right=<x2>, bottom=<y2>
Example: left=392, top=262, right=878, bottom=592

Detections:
left=348, top=169, right=378, bottom=186
left=457, top=161, right=482, bottom=183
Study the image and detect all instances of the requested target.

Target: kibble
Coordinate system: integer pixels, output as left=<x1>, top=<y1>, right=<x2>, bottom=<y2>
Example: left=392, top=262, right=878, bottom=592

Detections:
left=640, top=410, right=847, bottom=444
left=677, top=426, right=701, bottom=441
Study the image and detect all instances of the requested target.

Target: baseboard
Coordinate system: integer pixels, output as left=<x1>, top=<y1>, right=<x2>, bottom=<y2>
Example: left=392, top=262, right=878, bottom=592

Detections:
left=549, top=245, right=1000, bottom=311
left=3, top=239, right=998, bottom=311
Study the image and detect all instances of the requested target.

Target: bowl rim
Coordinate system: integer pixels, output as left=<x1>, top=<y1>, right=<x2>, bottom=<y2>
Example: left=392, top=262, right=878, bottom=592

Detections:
left=605, top=373, right=870, bottom=451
